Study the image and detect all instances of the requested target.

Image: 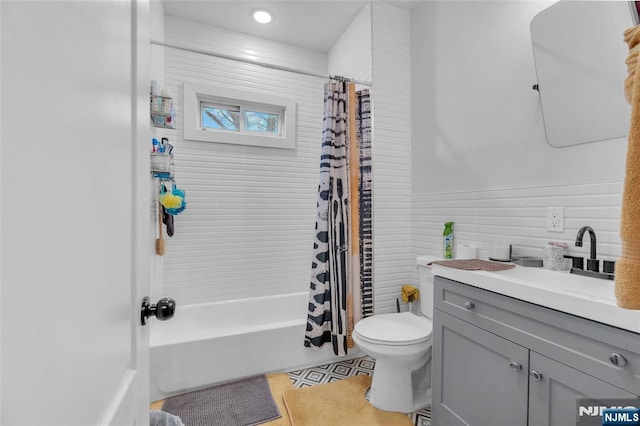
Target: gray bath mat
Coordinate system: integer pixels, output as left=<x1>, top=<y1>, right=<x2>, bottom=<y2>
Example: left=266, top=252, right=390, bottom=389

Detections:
left=162, top=375, right=281, bottom=426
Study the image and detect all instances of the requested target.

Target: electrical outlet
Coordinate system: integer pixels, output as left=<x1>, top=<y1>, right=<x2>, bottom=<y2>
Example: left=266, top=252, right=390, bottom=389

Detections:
left=547, top=207, right=564, bottom=232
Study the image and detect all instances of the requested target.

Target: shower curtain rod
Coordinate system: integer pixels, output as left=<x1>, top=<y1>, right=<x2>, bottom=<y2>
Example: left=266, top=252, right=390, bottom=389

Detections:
left=150, top=39, right=372, bottom=87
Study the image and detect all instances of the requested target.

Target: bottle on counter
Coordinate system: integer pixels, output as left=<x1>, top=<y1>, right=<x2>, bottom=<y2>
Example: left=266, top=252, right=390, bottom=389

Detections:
left=443, top=222, right=454, bottom=259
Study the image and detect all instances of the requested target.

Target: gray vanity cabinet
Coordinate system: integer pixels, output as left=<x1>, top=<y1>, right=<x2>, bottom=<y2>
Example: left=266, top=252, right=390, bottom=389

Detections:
left=528, top=352, right=636, bottom=426
left=433, top=311, right=529, bottom=426
left=432, top=276, right=640, bottom=426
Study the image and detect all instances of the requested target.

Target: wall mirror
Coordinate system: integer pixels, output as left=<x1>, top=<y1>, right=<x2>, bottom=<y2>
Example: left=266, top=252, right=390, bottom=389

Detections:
left=530, top=1, right=636, bottom=147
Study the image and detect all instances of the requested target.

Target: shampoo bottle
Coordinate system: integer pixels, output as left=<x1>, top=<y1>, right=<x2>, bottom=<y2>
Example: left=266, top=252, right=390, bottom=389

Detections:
left=443, top=222, right=454, bottom=259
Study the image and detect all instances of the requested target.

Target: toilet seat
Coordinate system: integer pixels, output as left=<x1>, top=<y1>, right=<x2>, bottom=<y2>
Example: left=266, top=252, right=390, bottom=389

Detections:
left=354, top=312, right=433, bottom=346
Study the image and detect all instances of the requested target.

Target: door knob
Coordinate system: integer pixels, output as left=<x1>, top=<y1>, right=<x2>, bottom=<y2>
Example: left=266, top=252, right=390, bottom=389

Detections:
left=529, top=370, right=543, bottom=382
left=141, top=297, right=176, bottom=326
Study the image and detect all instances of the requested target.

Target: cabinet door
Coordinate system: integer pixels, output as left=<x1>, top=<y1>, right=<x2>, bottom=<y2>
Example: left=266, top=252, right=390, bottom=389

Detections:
left=528, top=351, right=637, bottom=426
left=432, top=311, right=529, bottom=426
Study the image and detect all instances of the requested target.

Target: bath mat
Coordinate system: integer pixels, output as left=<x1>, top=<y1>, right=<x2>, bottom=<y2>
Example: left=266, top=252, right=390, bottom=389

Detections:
left=429, top=259, right=516, bottom=272
left=162, top=374, right=281, bottom=426
left=263, top=373, right=294, bottom=426
left=282, top=375, right=412, bottom=426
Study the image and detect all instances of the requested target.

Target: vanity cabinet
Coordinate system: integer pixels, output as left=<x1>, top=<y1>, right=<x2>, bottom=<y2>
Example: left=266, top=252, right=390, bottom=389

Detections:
left=528, top=352, right=636, bottom=426
left=435, top=311, right=529, bottom=425
left=432, top=276, right=640, bottom=426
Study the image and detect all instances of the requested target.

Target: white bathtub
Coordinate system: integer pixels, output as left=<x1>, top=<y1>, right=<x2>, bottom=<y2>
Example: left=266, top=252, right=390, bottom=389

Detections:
left=150, top=291, right=361, bottom=401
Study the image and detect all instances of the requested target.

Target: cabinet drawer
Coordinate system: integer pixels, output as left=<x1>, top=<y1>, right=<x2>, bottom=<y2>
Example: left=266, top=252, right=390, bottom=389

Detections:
left=434, top=276, right=640, bottom=394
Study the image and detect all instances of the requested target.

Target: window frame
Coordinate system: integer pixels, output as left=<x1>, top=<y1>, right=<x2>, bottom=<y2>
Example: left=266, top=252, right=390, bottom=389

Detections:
left=184, top=82, right=297, bottom=149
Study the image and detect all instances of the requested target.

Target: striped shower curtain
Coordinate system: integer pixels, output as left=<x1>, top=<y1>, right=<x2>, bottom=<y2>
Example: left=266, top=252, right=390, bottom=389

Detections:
left=304, top=80, right=372, bottom=356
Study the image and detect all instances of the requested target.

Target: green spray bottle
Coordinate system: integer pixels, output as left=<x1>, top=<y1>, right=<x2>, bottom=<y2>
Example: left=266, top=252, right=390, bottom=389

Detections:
left=443, top=222, right=454, bottom=259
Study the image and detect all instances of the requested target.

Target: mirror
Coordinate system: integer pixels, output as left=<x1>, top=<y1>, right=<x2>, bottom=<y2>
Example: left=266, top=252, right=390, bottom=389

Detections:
left=530, top=1, right=635, bottom=147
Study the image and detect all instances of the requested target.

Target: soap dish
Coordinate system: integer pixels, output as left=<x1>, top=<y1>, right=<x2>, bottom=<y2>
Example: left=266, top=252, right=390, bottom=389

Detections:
left=512, top=256, right=543, bottom=267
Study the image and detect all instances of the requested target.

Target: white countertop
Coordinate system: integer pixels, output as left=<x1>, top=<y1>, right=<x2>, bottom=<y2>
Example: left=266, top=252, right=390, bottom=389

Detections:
left=431, top=263, right=640, bottom=334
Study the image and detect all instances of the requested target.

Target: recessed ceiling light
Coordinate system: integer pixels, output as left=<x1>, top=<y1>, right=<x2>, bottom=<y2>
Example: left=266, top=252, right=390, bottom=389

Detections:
left=252, top=9, right=272, bottom=24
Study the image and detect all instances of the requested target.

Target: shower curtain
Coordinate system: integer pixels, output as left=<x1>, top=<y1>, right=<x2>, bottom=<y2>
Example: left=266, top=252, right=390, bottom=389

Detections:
left=304, top=80, right=372, bottom=356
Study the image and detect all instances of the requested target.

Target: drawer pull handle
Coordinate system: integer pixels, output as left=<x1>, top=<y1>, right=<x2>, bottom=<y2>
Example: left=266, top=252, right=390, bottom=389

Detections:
left=509, top=361, right=522, bottom=372
left=464, top=301, right=475, bottom=310
left=529, top=370, right=543, bottom=382
left=609, top=353, right=628, bottom=367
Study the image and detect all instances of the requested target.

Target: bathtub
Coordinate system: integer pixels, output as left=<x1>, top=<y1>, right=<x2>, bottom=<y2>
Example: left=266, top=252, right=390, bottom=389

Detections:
left=150, top=291, right=361, bottom=401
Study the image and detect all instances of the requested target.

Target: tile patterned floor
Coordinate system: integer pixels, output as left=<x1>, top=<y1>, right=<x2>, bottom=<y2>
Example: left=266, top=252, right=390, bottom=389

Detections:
left=286, top=356, right=432, bottom=426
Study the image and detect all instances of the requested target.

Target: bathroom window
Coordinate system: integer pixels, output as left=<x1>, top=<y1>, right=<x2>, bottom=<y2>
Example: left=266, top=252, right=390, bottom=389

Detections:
left=244, top=110, right=280, bottom=134
left=200, top=102, right=281, bottom=136
left=201, top=103, right=240, bottom=131
left=184, top=82, right=296, bottom=149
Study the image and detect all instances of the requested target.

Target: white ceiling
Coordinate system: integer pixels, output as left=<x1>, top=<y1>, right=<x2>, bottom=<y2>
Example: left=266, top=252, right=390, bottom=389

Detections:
left=162, top=0, right=421, bottom=52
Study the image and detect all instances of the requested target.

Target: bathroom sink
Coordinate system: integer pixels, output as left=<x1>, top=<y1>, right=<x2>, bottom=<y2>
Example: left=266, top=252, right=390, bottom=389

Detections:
left=430, top=263, right=639, bottom=333
left=490, top=266, right=616, bottom=302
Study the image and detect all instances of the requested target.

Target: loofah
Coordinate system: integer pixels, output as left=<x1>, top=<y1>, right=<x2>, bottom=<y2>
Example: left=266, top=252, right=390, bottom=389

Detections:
left=159, top=192, right=183, bottom=209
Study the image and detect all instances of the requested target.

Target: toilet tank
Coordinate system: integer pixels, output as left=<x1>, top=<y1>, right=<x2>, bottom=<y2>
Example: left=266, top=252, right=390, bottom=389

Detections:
left=417, top=256, right=440, bottom=319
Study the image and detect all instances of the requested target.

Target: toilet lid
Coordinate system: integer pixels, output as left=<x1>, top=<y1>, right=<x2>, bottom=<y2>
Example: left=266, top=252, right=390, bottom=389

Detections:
left=354, top=312, right=433, bottom=345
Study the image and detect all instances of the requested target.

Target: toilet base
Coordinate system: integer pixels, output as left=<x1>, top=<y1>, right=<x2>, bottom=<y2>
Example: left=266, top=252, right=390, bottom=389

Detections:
left=365, top=386, right=431, bottom=413
left=366, top=354, right=431, bottom=413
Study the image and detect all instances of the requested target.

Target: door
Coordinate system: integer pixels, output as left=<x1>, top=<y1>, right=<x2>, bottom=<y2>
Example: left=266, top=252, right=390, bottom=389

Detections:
left=432, top=311, right=529, bottom=426
left=1, top=1, right=151, bottom=425
left=528, top=352, right=638, bottom=426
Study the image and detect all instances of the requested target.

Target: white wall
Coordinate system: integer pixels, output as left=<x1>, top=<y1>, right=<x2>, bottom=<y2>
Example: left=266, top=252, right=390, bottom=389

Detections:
left=153, top=2, right=625, bottom=316
left=155, top=5, right=414, bottom=316
left=413, top=183, right=623, bottom=262
left=157, top=17, right=326, bottom=305
left=371, top=2, right=414, bottom=313
left=328, top=2, right=372, bottom=84
left=150, top=0, right=165, bottom=87
left=411, top=1, right=627, bottom=262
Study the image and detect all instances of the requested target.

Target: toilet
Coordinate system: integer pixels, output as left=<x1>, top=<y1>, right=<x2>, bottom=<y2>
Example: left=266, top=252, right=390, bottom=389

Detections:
left=352, top=256, right=435, bottom=413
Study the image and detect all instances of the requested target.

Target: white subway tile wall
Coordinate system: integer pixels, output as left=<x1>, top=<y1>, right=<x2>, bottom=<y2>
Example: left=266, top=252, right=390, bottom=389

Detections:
left=370, top=3, right=415, bottom=314
left=158, top=17, right=325, bottom=305
left=412, top=182, right=623, bottom=267
left=155, top=8, right=414, bottom=311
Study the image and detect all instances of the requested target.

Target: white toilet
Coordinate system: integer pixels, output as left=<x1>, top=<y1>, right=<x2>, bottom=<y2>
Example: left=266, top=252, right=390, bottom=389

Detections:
left=352, top=256, right=435, bottom=413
